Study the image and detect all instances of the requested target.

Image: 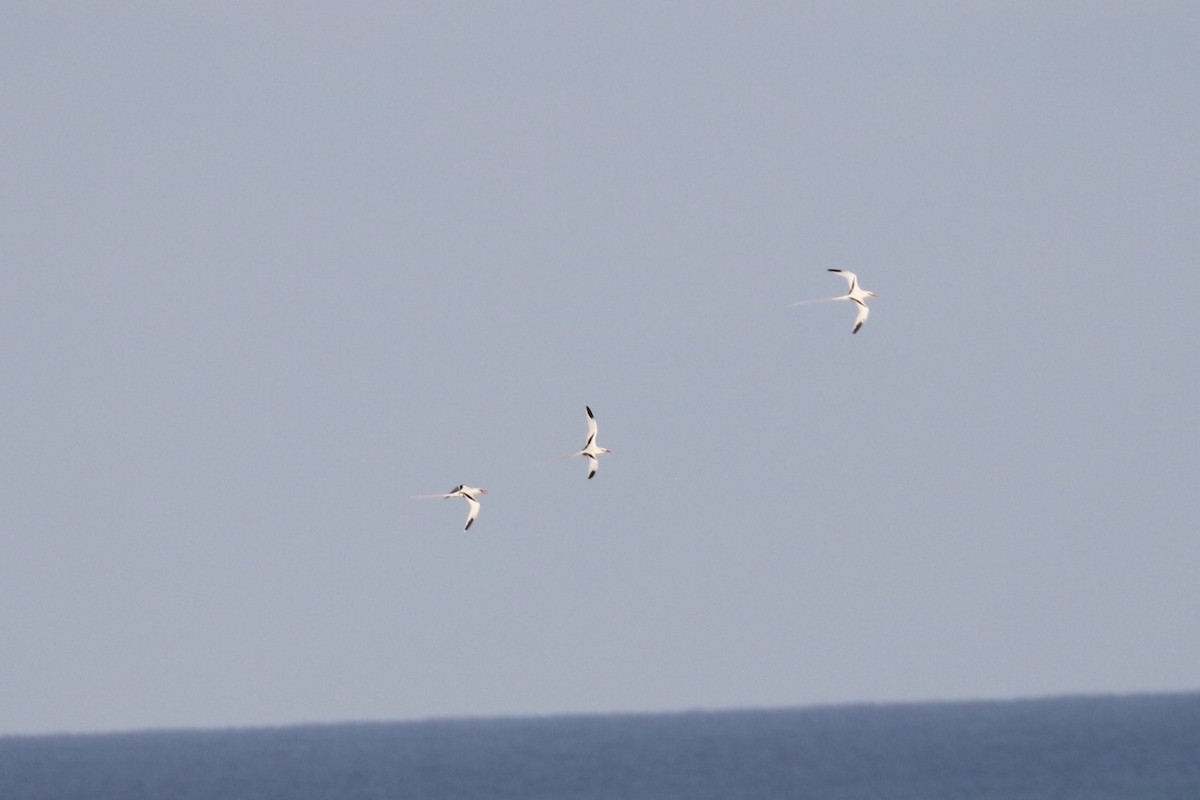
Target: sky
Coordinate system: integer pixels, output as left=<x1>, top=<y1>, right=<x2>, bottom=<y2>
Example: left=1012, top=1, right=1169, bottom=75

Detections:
left=2, top=2, right=1198, bottom=736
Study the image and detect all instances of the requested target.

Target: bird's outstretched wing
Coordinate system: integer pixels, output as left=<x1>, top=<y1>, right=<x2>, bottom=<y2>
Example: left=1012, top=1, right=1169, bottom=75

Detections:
left=584, top=405, right=598, bottom=447
left=851, top=299, right=870, bottom=334
left=827, top=268, right=859, bottom=294
left=463, top=496, right=481, bottom=530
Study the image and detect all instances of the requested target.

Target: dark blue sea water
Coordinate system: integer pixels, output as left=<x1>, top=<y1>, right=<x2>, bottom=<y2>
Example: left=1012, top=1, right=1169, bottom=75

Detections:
left=2, top=693, right=1197, bottom=799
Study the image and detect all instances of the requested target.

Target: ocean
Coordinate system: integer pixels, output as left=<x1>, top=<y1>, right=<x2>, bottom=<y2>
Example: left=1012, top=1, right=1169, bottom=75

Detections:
left=2, top=693, right=1197, bottom=799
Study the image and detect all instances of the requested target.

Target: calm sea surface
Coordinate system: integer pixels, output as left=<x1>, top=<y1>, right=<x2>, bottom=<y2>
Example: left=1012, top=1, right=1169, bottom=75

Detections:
left=2, top=693, right=1197, bottom=799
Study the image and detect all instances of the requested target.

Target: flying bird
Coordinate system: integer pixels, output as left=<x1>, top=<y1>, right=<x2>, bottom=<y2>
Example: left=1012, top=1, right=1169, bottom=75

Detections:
left=791, top=269, right=877, bottom=334
left=573, top=406, right=611, bottom=479
left=414, top=484, right=488, bottom=530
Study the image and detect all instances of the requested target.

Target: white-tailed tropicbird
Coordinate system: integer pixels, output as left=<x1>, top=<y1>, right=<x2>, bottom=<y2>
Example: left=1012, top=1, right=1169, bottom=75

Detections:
left=574, top=406, right=611, bottom=479
left=791, top=269, right=877, bottom=334
left=414, top=484, right=488, bottom=530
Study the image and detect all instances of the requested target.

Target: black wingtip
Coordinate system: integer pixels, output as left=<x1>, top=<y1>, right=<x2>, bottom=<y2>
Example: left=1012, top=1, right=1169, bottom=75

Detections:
left=828, top=268, right=842, bottom=273
left=586, top=405, right=594, bottom=417
left=464, top=519, right=474, bottom=531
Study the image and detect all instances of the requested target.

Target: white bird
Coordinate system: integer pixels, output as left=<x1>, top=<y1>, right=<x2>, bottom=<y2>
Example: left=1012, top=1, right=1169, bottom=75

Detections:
left=573, top=406, right=611, bottom=479
left=791, top=269, right=877, bottom=334
left=414, top=484, right=488, bottom=530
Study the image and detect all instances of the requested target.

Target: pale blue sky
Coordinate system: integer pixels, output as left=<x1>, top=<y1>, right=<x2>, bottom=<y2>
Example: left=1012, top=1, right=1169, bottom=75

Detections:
left=3, top=2, right=1198, bottom=735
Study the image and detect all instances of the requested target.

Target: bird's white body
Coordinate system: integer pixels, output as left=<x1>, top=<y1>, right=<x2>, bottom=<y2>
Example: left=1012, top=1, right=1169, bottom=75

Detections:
left=826, top=268, right=876, bottom=334
left=574, top=406, right=611, bottom=479
left=415, top=484, right=488, bottom=530
left=791, top=269, right=877, bottom=334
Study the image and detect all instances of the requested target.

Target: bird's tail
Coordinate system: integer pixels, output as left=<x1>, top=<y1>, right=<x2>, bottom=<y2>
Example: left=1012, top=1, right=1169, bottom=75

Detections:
left=788, top=296, right=841, bottom=308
